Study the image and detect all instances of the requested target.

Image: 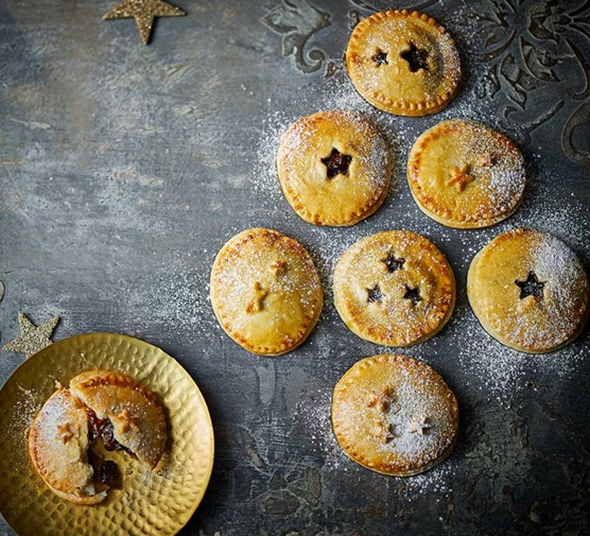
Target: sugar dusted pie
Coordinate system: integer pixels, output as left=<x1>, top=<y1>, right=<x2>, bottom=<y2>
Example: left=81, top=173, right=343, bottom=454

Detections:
left=467, top=228, right=590, bottom=353
left=28, top=370, right=167, bottom=505
left=408, top=120, right=526, bottom=228
left=210, top=228, right=323, bottom=355
left=333, top=231, right=455, bottom=346
left=277, top=110, right=391, bottom=226
left=332, top=354, right=459, bottom=476
left=346, top=10, right=461, bottom=116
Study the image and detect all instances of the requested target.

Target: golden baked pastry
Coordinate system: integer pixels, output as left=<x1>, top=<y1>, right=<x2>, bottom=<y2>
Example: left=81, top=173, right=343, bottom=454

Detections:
left=467, top=228, right=590, bottom=353
left=277, top=110, right=391, bottom=226
left=29, top=371, right=167, bottom=505
left=210, top=228, right=323, bottom=355
left=28, top=388, right=107, bottom=505
left=346, top=10, right=461, bottom=116
left=407, top=120, right=526, bottom=228
left=70, top=370, right=167, bottom=470
left=333, top=231, right=455, bottom=346
left=332, top=354, right=459, bottom=476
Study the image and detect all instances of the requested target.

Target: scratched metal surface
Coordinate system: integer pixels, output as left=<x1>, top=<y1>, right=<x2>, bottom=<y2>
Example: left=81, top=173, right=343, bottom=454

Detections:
left=1, top=0, right=590, bottom=535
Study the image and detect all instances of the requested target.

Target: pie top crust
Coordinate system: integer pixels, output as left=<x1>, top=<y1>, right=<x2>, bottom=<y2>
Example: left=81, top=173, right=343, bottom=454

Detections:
left=467, top=228, right=590, bottom=353
left=407, top=119, right=526, bottom=228
left=277, top=110, right=391, bottom=226
left=210, top=228, right=323, bottom=356
left=346, top=10, right=461, bottom=116
left=28, top=388, right=105, bottom=505
left=28, top=370, right=167, bottom=505
left=70, top=370, right=167, bottom=470
left=332, top=354, right=459, bottom=476
left=333, top=230, right=455, bottom=347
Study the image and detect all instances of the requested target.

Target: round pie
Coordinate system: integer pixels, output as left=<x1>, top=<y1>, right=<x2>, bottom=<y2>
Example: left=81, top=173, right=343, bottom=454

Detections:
left=28, top=370, right=167, bottom=505
left=467, top=228, right=590, bottom=353
left=277, top=110, right=391, bottom=226
left=346, top=10, right=461, bottom=116
left=332, top=354, right=459, bottom=476
left=333, top=230, right=455, bottom=346
left=210, top=228, right=323, bottom=355
left=407, top=119, right=526, bottom=228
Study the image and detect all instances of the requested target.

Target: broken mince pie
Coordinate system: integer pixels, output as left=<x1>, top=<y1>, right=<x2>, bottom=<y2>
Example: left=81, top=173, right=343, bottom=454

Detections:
left=28, top=370, right=167, bottom=504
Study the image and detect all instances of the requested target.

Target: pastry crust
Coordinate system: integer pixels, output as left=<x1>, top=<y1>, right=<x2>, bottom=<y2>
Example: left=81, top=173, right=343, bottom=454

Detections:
left=28, top=388, right=106, bottom=505
left=277, top=110, right=391, bottom=226
left=333, top=231, right=455, bottom=346
left=407, top=120, right=526, bottom=228
left=332, top=354, right=459, bottom=476
left=210, top=228, right=323, bottom=355
left=467, top=228, right=590, bottom=353
left=70, top=370, right=167, bottom=470
left=346, top=10, right=461, bottom=116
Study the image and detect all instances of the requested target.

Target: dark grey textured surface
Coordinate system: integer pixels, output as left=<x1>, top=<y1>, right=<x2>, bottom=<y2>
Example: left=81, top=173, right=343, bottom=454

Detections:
left=1, top=0, right=590, bottom=535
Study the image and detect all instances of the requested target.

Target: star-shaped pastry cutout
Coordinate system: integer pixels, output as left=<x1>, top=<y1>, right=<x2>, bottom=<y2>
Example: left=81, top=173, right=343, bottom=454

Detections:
left=446, top=163, right=475, bottom=192
left=372, top=48, right=389, bottom=66
left=382, top=252, right=405, bottom=273
left=409, top=416, right=432, bottom=436
left=103, top=0, right=186, bottom=45
left=270, top=260, right=288, bottom=278
left=117, top=408, right=139, bottom=433
left=400, top=42, right=429, bottom=72
left=321, top=148, right=352, bottom=179
left=367, top=284, right=383, bottom=304
left=515, top=271, right=545, bottom=300
left=3, top=313, right=59, bottom=358
left=373, top=420, right=396, bottom=444
left=368, top=388, right=398, bottom=413
left=57, top=423, right=74, bottom=443
left=403, top=285, right=422, bottom=306
left=477, top=153, right=495, bottom=168
left=246, top=282, right=269, bottom=313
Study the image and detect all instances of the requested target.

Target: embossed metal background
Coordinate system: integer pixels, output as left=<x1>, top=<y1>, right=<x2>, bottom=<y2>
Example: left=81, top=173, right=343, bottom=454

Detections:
left=0, top=0, right=589, bottom=535
left=0, top=334, right=214, bottom=536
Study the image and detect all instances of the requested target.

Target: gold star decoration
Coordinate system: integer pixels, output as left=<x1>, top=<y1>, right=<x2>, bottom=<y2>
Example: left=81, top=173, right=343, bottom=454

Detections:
left=3, top=313, right=59, bottom=358
left=446, top=163, right=475, bottom=192
left=57, top=423, right=74, bottom=443
left=117, top=408, right=139, bottom=432
left=409, top=416, right=432, bottom=436
left=103, top=0, right=186, bottom=45
left=245, top=282, right=269, bottom=314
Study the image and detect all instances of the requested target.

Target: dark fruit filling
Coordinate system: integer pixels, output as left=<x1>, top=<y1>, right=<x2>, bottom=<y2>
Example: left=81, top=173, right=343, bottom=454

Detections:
left=400, top=42, right=429, bottom=72
left=321, top=148, right=353, bottom=179
left=99, top=461, right=122, bottom=488
left=86, top=407, right=127, bottom=452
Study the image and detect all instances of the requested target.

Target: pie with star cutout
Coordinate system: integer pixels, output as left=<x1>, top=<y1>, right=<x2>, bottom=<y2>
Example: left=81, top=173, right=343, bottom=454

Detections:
left=407, top=119, right=526, bottom=228
left=333, top=230, right=455, bottom=347
left=467, top=228, right=590, bottom=353
left=346, top=10, right=461, bottom=116
left=332, top=354, right=459, bottom=476
left=277, top=110, right=391, bottom=226
left=28, top=370, right=167, bottom=504
left=210, top=228, right=323, bottom=355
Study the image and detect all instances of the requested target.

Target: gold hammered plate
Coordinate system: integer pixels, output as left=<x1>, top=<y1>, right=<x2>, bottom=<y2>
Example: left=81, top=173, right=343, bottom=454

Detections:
left=0, top=333, right=215, bottom=536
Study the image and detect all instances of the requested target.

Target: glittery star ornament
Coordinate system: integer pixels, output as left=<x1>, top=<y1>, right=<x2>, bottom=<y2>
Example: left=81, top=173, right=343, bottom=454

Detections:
left=103, top=0, right=186, bottom=45
left=3, top=313, right=59, bottom=358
